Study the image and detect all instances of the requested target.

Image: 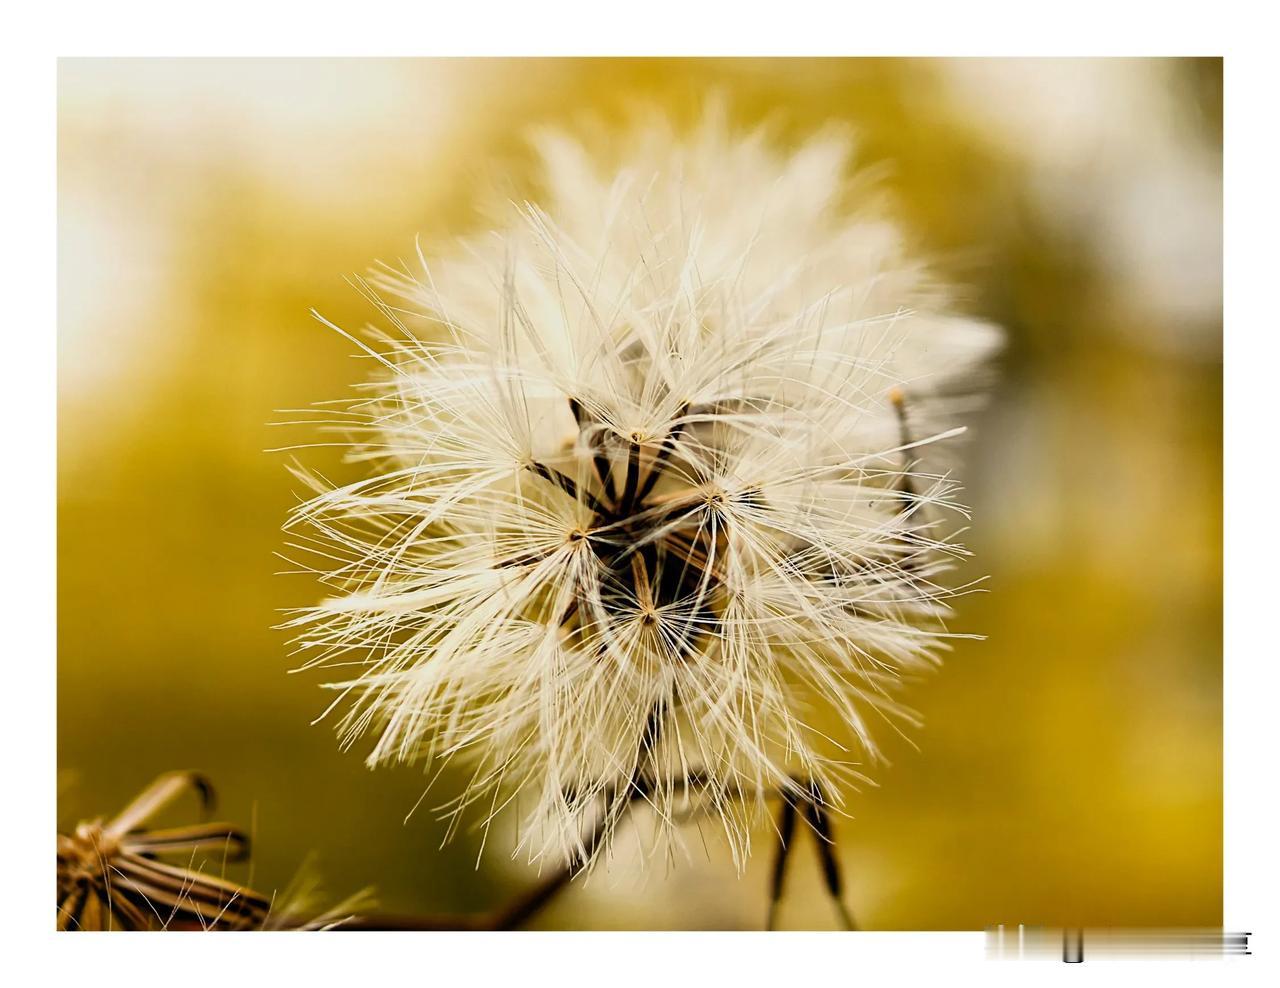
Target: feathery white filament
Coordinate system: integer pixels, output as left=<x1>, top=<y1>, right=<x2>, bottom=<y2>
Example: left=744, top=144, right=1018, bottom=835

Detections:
left=283, top=110, right=999, bottom=869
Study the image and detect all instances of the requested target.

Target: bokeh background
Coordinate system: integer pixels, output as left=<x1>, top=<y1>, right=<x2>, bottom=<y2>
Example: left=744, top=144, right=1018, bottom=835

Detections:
left=57, top=58, right=1222, bottom=930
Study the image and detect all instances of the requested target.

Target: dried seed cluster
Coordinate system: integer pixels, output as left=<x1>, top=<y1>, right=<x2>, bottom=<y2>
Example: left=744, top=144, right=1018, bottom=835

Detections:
left=57, top=773, right=267, bottom=931
left=284, top=110, right=999, bottom=867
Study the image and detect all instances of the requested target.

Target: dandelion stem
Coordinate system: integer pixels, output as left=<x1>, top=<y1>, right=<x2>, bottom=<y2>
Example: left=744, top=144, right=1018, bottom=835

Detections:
left=634, top=403, right=690, bottom=506
left=801, top=783, right=858, bottom=931
left=619, top=439, right=642, bottom=514
left=527, top=460, right=612, bottom=518
left=889, top=387, right=918, bottom=499
left=765, top=796, right=798, bottom=931
left=569, top=398, right=618, bottom=503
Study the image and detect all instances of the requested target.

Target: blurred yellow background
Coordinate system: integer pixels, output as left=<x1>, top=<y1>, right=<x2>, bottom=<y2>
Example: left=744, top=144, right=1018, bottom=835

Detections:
left=57, top=58, right=1221, bottom=929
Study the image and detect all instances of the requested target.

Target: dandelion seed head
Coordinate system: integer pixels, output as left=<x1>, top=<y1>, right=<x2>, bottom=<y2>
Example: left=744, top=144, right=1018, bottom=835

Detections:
left=284, top=109, right=1000, bottom=869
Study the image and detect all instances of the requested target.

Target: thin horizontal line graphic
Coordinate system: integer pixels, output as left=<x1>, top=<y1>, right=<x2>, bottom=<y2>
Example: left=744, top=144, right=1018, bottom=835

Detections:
left=986, top=926, right=1251, bottom=961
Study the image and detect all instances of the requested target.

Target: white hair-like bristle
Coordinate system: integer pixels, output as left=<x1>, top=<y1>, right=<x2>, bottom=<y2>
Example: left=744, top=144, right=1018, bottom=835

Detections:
left=282, top=109, right=1000, bottom=871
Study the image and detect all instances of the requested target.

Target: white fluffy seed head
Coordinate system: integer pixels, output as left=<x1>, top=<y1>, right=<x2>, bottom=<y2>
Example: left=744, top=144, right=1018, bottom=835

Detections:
left=282, top=108, right=1000, bottom=870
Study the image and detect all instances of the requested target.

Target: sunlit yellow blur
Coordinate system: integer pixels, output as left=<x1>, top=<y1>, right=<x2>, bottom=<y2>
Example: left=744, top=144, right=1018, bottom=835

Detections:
left=58, top=58, right=1221, bottom=929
